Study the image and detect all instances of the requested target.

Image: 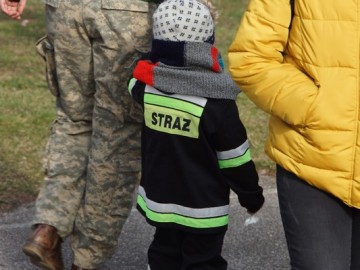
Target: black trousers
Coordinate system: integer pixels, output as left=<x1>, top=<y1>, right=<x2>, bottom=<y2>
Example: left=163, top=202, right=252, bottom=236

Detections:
left=148, top=227, right=227, bottom=270
left=277, top=165, right=360, bottom=270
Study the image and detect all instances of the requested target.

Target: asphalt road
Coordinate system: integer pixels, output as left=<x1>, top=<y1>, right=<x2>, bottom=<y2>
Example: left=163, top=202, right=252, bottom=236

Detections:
left=0, top=175, right=290, bottom=270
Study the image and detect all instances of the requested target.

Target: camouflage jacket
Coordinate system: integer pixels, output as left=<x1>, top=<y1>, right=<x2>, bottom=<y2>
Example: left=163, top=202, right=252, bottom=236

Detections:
left=42, top=0, right=160, bottom=10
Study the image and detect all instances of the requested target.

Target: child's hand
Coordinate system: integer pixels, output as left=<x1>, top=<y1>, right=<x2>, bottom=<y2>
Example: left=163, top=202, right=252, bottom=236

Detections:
left=244, top=196, right=264, bottom=215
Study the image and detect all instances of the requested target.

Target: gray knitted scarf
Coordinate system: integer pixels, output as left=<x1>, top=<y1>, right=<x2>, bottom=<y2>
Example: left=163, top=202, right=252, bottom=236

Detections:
left=133, top=40, right=240, bottom=100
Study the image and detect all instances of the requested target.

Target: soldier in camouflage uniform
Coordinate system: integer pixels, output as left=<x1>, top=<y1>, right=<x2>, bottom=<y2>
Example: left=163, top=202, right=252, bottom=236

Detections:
left=1, top=0, right=160, bottom=269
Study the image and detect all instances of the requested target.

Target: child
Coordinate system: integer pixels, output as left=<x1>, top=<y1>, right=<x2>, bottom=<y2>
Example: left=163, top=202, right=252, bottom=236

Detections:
left=128, top=0, right=265, bottom=269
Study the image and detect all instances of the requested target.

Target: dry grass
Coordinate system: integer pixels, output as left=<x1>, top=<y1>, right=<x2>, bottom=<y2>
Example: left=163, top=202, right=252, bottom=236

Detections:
left=0, top=0, right=54, bottom=213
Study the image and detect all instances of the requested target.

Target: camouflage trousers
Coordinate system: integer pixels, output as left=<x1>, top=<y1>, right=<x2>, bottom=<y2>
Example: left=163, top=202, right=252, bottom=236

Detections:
left=33, top=0, right=154, bottom=268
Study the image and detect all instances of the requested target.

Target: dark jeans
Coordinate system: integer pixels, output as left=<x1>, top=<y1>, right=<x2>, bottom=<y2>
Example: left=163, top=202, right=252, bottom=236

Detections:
left=276, top=165, right=360, bottom=270
left=148, top=227, right=227, bottom=270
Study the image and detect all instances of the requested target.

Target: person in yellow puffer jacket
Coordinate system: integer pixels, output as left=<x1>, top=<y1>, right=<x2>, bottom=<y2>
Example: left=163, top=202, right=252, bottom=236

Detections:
left=228, top=0, right=360, bottom=269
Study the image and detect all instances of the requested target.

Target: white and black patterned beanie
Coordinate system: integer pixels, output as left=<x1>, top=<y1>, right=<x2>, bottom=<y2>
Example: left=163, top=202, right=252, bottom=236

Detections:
left=152, top=0, right=214, bottom=43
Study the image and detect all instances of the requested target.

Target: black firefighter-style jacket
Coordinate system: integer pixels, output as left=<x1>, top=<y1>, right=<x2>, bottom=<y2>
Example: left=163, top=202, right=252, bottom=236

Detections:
left=128, top=79, right=264, bottom=233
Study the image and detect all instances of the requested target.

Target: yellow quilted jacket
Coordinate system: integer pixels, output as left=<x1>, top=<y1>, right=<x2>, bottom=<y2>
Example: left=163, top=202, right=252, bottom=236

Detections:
left=228, top=0, right=360, bottom=208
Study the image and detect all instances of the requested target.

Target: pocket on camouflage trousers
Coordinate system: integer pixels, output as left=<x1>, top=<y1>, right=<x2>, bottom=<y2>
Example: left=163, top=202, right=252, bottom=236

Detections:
left=36, top=35, right=59, bottom=97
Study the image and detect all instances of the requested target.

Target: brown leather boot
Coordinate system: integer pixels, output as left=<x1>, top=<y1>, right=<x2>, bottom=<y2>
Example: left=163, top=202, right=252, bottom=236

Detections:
left=71, top=265, right=92, bottom=270
left=22, top=224, right=63, bottom=270
left=71, top=264, right=110, bottom=270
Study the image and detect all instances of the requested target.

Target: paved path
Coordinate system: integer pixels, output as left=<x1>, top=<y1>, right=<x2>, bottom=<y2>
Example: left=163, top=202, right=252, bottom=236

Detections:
left=0, top=175, right=290, bottom=270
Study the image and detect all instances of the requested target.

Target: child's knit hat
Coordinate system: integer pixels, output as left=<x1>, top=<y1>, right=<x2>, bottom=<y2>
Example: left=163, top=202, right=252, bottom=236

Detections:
left=152, top=0, right=214, bottom=43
